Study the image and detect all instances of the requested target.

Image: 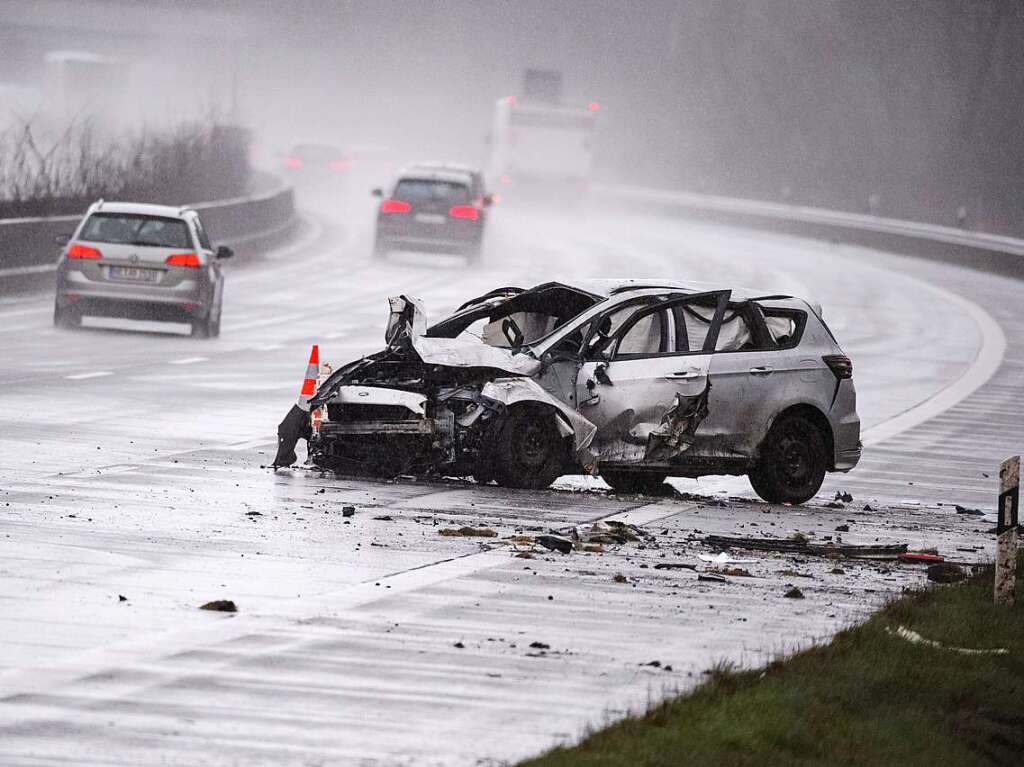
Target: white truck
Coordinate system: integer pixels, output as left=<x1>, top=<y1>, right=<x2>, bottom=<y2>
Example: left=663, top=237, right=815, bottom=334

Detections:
left=486, top=70, right=599, bottom=194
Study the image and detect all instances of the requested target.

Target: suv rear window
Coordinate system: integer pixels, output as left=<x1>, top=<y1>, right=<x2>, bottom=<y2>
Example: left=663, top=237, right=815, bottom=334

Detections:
left=80, top=213, right=192, bottom=249
left=394, top=179, right=470, bottom=203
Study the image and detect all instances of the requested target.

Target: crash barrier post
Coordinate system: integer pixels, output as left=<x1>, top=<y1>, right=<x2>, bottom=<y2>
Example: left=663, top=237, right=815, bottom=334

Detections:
left=994, top=455, right=1020, bottom=605
left=0, top=181, right=296, bottom=295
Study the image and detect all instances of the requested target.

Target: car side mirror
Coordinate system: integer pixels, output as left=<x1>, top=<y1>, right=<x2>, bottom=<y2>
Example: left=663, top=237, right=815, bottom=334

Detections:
left=216, top=245, right=234, bottom=259
left=371, top=188, right=383, bottom=198
left=55, top=233, right=71, bottom=245
left=482, top=194, right=494, bottom=207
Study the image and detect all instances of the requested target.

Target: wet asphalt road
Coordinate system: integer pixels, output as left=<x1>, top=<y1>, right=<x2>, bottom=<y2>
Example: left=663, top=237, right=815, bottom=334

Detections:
left=0, top=201, right=1016, bottom=764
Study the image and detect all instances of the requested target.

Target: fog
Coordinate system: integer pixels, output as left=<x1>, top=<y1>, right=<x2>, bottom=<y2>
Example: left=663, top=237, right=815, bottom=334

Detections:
left=2, top=0, right=1023, bottom=233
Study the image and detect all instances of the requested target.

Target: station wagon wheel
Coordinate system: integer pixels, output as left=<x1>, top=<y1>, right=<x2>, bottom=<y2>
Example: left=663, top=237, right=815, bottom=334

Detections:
left=749, top=413, right=827, bottom=505
left=53, top=304, right=81, bottom=329
left=491, top=407, right=566, bottom=490
left=601, top=471, right=668, bottom=495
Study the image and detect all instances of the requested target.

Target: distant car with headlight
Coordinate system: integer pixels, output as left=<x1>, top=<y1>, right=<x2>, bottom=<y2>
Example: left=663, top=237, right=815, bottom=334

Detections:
left=277, top=279, right=861, bottom=504
left=371, top=165, right=493, bottom=262
left=53, top=200, right=232, bottom=337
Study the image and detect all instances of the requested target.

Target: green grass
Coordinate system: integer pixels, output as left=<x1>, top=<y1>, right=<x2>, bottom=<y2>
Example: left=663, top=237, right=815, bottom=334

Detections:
left=522, top=558, right=1024, bottom=767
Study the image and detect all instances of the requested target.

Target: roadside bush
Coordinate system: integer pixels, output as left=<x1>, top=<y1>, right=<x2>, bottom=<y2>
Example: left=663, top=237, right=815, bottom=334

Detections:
left=0, top=118, right=250, bottom=219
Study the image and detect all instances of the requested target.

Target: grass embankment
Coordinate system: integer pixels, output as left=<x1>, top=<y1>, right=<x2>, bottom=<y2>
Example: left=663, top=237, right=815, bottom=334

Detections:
left=523, top=557, right=1024, bottom=767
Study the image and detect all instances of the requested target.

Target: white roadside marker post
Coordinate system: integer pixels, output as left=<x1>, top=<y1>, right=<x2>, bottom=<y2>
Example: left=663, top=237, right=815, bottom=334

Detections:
left=994, top=455, right=1020, bottom=605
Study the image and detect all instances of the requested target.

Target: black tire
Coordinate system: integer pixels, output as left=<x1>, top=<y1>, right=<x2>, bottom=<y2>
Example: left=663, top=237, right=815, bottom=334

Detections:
left=191, top=312, right=214, bottom=339
left=490, top=408, right=566, bottom=490
left=208, top=300, right=222, bottom=338
left=53, top=304, right=81, bottom=329
left=602, top=471, right=668, bottom=495
left=749, top=413, right=828, bottom=504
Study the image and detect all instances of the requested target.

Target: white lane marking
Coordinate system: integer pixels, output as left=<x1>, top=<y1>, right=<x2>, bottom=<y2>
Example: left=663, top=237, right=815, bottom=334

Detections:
left=168, top=357, right=209, bottom=365
left=861, top=278, right=1006, bottom=447
left=223, top=436, right=276, bottom=451
left=64, top=371, right=113, bottom=380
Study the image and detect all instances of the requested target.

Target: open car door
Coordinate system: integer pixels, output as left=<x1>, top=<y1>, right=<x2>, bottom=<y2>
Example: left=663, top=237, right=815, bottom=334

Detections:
left=575, top=291, right=730, bottom=465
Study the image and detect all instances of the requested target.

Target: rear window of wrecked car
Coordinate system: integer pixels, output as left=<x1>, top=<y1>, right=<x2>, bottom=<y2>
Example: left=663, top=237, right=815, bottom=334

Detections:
left=760, top=307, right=807, bottom=348
left=79, top=213, right=192, bottom=249
left=394, top=179, right=471, bottom=203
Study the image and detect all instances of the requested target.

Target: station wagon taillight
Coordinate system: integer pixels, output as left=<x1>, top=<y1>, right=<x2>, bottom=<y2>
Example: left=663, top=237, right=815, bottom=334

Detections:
left=823, top=354, right=853, bottom=380
left=449, top=205, right=479, bottom=220
left=68, top=243, right=102, bottom=259
left=165, top=252, right=200, bottom=268
left=381, top=199, right=412, bottom=213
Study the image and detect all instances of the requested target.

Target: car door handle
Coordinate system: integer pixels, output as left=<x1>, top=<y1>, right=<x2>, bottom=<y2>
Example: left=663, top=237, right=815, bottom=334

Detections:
left=665, top=371, right=702, bottom=380
left=749, top=366, right=774, bottom=376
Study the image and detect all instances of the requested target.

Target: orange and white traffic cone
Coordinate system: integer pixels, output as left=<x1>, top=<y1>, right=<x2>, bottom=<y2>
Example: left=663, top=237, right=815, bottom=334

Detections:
left=298, top=344, right=319, bottom=412
left=273, top=344, right=320, bottom=469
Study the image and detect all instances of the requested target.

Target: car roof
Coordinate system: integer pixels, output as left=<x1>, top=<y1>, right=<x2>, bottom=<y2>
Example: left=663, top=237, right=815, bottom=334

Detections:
left=88, top=201, right=190, bottom=219
left=396, top=168, right=474, bottom=185
left=409, top=161, right=480, bottom=175
left=561, top=278, right=771, bottom=302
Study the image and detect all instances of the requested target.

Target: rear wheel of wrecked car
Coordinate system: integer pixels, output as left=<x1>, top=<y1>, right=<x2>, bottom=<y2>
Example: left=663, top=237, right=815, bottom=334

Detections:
left=491, top=407, right=566, bottom=490
left=53, top=304, right=81, bottom=329
left=601, top=471, right=668, bottom=495
left=749, top=413, right=827, bottom=505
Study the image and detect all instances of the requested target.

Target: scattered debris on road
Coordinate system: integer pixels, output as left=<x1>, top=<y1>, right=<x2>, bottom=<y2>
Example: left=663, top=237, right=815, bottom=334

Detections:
left=537, top=534, right=573, bottom=554
left=654, top=562, right=697, bottom=571
left=613, top=573, right=629, bottom=583
left=200, top=600, right=237, bottom=613
left=954, top=504, right=985, bottom=516
left=439, top=526, right=497, bottom=537
left=342, top=506, right=356, bottom=517
left=783, top=587, right=805, bottom=599
left=706, top=534, right=907, bottom=559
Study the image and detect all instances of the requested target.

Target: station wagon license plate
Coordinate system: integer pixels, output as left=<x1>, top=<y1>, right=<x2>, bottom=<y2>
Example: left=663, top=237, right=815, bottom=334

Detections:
left=109, top=265, right=159, bottom=283
left=415, top=213, right=446, bottom=225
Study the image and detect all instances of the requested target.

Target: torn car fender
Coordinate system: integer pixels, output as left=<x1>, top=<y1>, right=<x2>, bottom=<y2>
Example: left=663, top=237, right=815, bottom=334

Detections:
left=480, top=377, right=598, bottom=465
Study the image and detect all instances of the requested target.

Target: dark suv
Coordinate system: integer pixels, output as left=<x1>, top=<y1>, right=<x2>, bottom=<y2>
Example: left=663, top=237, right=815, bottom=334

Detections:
left=372, top=166, right=492, bottom=262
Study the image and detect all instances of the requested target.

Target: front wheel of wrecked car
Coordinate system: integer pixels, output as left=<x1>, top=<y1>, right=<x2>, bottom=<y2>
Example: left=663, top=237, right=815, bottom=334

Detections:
left=491, top=407, right=567, bottom=490
left=601, top=471, right=668, bottom=495
left=749, top=413, right=828, bottom=505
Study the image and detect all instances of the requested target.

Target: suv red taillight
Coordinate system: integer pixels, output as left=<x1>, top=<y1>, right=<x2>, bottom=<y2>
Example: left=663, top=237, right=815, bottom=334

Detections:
left=68, top=243, right=102, bottom=260
left=165, top=252, right=200, bottom=268
left=823, top=354, right=853, bottom=379
left=381, top=199, right=412, bottom=213
left=448, top=205, right=479, bottom=221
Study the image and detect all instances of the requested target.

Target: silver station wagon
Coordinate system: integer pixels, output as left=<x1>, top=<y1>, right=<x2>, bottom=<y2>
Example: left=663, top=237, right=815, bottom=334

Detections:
left=53, top=200, right=232, bottom=337
left=278, top=279, right=861, bottom=504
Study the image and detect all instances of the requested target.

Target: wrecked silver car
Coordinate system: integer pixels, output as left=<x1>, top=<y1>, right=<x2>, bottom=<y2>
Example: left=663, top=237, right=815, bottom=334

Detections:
left=275, top=279, right=861, bottom=504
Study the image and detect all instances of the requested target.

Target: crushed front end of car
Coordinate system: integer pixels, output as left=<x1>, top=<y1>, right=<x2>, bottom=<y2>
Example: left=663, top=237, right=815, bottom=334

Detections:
left=275, top=289, right=600, bottom=488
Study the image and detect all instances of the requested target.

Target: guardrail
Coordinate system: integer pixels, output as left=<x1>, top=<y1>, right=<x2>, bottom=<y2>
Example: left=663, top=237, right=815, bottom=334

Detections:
left=594, top=185, right=1024, bottom=282
left=0, top=183, right=297, bottom=293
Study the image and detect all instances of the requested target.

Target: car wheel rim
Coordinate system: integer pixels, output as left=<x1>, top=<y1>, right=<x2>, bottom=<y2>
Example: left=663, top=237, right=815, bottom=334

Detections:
left=775, top=430, right=812, bottom=488
left=514, top=422, right=550, bottom=469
